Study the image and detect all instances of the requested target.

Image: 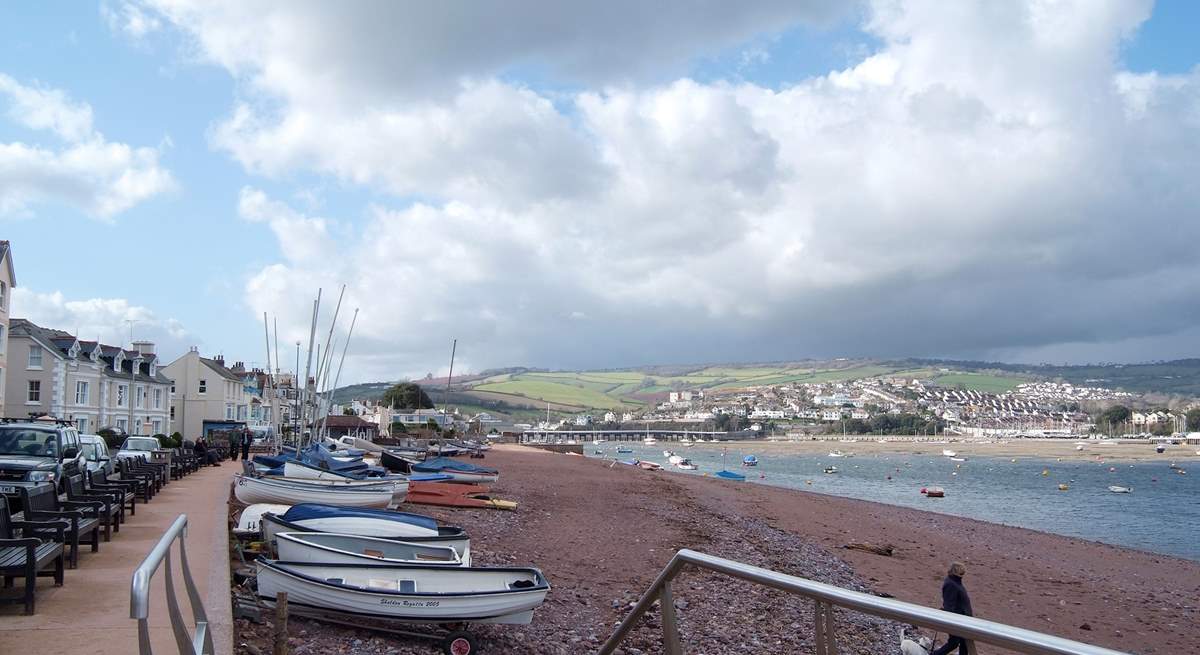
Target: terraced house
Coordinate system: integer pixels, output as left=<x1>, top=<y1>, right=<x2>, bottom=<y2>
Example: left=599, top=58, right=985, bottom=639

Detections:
left=3, top=319, right=173, bottom=435
left=163, top=348, right=251, bottom=440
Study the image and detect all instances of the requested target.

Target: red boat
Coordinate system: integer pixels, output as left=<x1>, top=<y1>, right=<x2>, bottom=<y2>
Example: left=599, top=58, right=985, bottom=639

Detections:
left=408, top=481, right=517, bottom=510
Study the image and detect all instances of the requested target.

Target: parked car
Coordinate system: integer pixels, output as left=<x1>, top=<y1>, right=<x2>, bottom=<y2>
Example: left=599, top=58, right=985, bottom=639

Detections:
left=0, top=420, right=87, bottom=494
left=79, top=434, right=115, bottom=478
left=116, top=435, right=163, bottom=462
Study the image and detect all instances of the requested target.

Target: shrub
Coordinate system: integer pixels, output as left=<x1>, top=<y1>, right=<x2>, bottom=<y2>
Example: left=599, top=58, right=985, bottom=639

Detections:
left=98, top=428, right=123, bottom=450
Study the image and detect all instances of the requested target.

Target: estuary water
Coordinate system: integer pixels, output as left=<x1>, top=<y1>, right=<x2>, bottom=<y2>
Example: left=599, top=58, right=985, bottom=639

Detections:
left=586, top=442, right=1200, bottom=561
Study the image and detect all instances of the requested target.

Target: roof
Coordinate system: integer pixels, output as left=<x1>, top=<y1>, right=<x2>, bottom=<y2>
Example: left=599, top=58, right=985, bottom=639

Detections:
left=0, top=240, right=14, bottom=286
left=200, top=357, right=244, bottom=382
left=9, top=318, right=171, bottom=385
left=321, top=415, right=377, bottom=429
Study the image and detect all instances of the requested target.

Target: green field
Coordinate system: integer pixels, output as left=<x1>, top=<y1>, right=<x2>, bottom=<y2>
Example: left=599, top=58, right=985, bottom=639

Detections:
left=927, top=373, right=1027, bottom=393
left=471, top=379, right=629, bottom=409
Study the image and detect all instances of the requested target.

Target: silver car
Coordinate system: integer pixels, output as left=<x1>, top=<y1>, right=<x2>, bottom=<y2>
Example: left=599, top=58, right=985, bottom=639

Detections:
left=80, top=434, right=115, bottom=478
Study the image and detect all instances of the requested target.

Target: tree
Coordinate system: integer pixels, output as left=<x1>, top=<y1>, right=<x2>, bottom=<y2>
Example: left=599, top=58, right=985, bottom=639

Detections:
left=343, top=407, right=356, bottom=415
left=714, top=413, right=733, bottom=432
left=380, top=382, right=434, bottom=410
left=1187, top=408, right=1200, bottom=431
left=1099, top=405, right=1130, bottom=427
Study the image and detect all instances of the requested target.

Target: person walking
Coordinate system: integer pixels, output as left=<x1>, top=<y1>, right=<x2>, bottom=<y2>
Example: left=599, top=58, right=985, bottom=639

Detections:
left=932, top=562, right=973, bottom=655
left=229, top=431, right=239, bottom=461
left=240, top=429, right=252, bottom=461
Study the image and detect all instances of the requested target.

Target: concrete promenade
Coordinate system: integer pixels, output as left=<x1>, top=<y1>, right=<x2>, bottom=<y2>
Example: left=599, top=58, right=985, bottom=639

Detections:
left=0, top=459, right=235, bottom=654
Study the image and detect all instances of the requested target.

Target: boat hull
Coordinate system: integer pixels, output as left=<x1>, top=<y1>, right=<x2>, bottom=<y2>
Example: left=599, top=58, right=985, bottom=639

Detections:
left=261, top=512, right=471, bottom=564
left=275, top=532, right=462, bottom=566
left=234, top=475, right=395, bottom=508
left=256, top=560, right=548, bottom=624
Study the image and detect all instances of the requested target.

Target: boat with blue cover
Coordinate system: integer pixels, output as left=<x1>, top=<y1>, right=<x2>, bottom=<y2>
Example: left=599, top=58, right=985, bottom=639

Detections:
left=260, top=503, right=471, bottom=562
left=742, top=455, right=759, bottom=467
left=411, top=457, right=499, bottom=484
left=715, top=470, right=746, bottom=481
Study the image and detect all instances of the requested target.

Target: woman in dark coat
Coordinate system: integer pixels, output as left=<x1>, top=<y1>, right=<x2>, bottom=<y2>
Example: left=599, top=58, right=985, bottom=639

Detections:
left=932, top=561, right=973, bottom=655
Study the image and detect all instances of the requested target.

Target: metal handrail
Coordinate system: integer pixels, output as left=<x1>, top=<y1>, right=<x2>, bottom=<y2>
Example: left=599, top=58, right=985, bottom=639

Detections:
left=599, top=549, right=1130, bottom=655
left=130, top=514, right=215, bottom=655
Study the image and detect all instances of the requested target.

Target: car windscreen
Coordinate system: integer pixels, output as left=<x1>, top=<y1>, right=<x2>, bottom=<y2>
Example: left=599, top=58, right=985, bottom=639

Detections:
left=0, top=427, right=57, bottom=457
left=81, top=442, right=104, bottom=461
left=122, top=437, right=159, bottom=451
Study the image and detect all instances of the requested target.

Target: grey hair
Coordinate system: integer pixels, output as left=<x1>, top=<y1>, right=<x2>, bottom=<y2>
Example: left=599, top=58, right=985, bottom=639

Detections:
left=949, top=561, right=966, bottom=576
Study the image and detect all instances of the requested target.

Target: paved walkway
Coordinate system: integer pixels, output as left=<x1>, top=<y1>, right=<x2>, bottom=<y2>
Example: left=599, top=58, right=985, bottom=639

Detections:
left=0, top=459, right=236, bottom=654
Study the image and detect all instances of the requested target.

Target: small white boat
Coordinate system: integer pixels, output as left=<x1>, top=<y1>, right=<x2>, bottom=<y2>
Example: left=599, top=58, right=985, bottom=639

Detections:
left=275, top=532, right=463, bottom=566
left=667, top=454, right=684, bottom=465
left=1108, top=485, right=1132, bottom=493
left=828, top=451, right=845, bottom=458
left=234, top=474, right=395, bottom=508
left=949, top=457, right=967, bottom=462
left=662, top=450, right=674, bottom=458
left=235, top=503, right=292, bottom=537
left=256, top=560, right=549, bottom=624
left=675, top=459, right=697, bottom=471
left=261, top=506, right=471, bottom=563
left=823, top=466, right=838, bottom=474
left=942, top=449, right=957, bottom=458
left=643, top=437, right=658, bottom=445
left=279, top=462, right=409, bottom=502
left=637, top=461, right=663, bottom=471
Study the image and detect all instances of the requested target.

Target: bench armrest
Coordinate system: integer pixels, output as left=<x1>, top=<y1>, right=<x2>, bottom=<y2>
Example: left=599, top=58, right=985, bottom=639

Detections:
left=0, top=537, right=41, bottom=549
left=12, top=519, right=68, bottom=543
left=28, top=508, right=84, bottom=522
left=61, top=499, right=104, bottom=516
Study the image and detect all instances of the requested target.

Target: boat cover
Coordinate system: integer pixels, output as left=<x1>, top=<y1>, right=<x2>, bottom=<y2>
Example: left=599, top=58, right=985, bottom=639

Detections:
left=282, top=503, right=439, bottom=532
left=411, top=457, right=498, bottom=475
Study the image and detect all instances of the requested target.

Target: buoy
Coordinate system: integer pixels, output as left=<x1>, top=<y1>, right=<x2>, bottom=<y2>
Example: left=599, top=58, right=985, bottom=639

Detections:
left=1109, top=467, right=1116, bottom=472
left=951, top=472, right=958, bottom=476
left=1041, top=469, right=1049, bottom=476
left=1058, top=484, right=1069, bottom=491
left=886, top=475, right=892, bottom=480
left=805, top=479, right=813, bottom=485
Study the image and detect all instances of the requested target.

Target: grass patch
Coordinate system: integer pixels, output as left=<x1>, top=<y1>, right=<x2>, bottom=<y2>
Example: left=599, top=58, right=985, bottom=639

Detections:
left=928, top=373, right=1026, bottom=393
left=471, top=380, right=630, bottom=410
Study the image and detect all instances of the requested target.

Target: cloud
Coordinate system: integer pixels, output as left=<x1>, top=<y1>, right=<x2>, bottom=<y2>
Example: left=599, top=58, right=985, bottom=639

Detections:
left=139, top=1, right=1200, bottom=378
left=12, top=288, right=195, bottom=361
left=0, top=73, right=175, bottom=219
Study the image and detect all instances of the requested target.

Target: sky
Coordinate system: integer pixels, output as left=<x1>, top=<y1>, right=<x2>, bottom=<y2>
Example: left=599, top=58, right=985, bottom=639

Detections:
left=1, top=1, right=1198, bottom=383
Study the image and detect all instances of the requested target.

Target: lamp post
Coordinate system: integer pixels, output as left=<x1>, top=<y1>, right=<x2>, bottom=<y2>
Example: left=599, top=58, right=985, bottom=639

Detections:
left=125, top=320, right=136, bottom=436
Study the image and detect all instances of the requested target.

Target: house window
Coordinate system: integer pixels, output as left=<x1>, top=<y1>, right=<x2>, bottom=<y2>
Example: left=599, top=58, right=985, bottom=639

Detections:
left=115, top=417, right=128, bottom=433
left=114, top=354, right=122, bottom=372
left=0, top=325, right=5, bottom=354
left=225, top=404, right=234, bottom=420
left=28, top=345, right=42, bottom=368
left=152, top=419, right=162, bottom=435
left=136, top=385, right=145, bottom=408
left=76, top=416, right=88, bottom=433
left=117, top=384, right=127, bottom=407
left=75, top=380, right=90, bottom=405
left=153, top=388, right=163, bottom=409
left=170, top=406, right=175, bottom=420
left=150, top=363, right=156, bottom=377
left=27, top=380, right=40, bottom=402
left=0, top=281, right=6, bottom=309
left=199, top=379, right=206, bottom=393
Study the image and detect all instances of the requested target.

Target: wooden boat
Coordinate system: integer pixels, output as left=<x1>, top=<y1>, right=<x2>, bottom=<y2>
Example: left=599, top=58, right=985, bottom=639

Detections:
left=261, top=505, right=471, bottom=563
left=411, top=457, right=499, bottom=484
left=715, top=470, right=745, bottom=480
left=275, top=532, right=463, bottom=566
left=233, top=474, right=395, bottom=508
left=256, top=560, right=549, bottom=624
left=407, top=481, right=517, bottom=511
left=1108, top=485, right=1132, bottom=493
left=637, top=461, right=663, bottom=471
left=922, top=486, right=945, bottom=498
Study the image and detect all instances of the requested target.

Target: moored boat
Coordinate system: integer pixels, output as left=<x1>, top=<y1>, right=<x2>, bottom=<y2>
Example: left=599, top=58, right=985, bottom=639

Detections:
left=715, top=470, right=745, bottom=480
left=275, top=531, right=463, bottom=566
left=742, top=455, right=759, bottom=467
left=235, top=503, right=292, bottom=537
left=255, top=559, right=549, bottom=624
left=637, top=460, right=663, bottom=471
left=616, top=446, right=633, bottom=454
left=942, top=449, right=957, bottom=458
left=922, top=486, right=945, bottom=498
left=823, top=466, right=838, bottom=474
left=1108, top=485, right=1132, bottom=493
left=675, top=458, right=697, bottom=471
left=234, top=474, right=396, bottom=508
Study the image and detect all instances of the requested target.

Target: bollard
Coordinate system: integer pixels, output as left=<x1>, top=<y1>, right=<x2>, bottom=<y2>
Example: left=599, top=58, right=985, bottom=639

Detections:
left=274, top=592, right=289, bottom=655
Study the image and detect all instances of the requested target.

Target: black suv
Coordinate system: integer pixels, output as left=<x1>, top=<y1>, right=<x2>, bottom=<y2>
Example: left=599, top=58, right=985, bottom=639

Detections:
left=0, top=421, right=87, bottom=494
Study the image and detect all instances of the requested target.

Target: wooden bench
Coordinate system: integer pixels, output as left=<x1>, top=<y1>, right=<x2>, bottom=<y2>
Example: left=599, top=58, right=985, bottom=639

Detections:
left=88, top=469, right=137, bottom=517
left=0, top=501, right=65, bottom=614
left=21, top=484, right=100, bottom=569
left=116, top=458, right=157, bottom=501
left=120, top=457, right=165, bottom=495
left=65, top=474, right=118, bottom=540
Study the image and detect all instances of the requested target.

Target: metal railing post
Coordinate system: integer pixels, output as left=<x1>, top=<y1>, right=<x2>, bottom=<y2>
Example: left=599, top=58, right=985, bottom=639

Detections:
left=660, top=582, right=682, bottom=655
left=129, top=514, right=214, bottom=655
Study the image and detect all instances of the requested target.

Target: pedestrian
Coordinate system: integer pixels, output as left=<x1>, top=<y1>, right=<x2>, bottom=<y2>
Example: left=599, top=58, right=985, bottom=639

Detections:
left=240, top=429, right=252, bottom=461
left=931, top=561, right=973, bottom=655
left=229, top=431, right=239, bottom=461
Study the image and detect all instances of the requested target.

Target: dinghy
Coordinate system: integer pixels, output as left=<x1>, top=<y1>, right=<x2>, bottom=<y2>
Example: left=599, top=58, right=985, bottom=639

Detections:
left=235, top=503, right=292, bottom=537
left=742, top=455, right=759, bottom=467
left=675, top=459, right=697, bottom=471
left=715, top=470, right=745, bottom=481
left=269, top=469, right=409, bottom=503
left=234, top=474, right=395, bottom=508
left=261, top=504, right=471, bottom=562
left=275, top=532, right=463, bottom=566
left=411, top=457, right=499, bottom=484
left=407, top=481, right=517, bottom=511
left=1108, top=485, right=1132, bottom=493
left=256, top=560, right=549, bottom=624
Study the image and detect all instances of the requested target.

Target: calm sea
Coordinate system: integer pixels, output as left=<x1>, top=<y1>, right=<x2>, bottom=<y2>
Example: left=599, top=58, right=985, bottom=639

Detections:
left=586, top=443, right=1200, bottom=561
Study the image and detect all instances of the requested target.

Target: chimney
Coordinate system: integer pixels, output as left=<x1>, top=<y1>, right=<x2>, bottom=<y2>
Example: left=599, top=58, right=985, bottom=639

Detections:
left=132, top=340, right=155, bottom=356
left=214, top=355, right=225, bottom=367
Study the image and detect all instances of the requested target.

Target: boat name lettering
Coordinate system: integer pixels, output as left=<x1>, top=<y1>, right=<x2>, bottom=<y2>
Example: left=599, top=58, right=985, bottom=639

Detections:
left=380, top=599, right=440, bottom=608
